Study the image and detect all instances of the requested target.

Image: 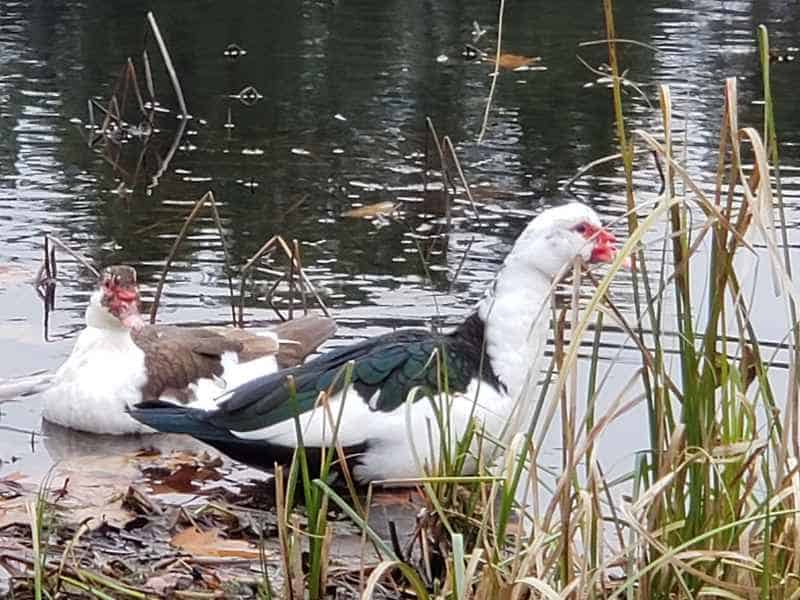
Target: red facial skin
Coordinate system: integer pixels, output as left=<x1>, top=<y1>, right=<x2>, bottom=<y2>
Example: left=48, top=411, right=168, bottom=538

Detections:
left=102, top=281, right=146, bottom=330
left=578, top=223, right=619, bottom=264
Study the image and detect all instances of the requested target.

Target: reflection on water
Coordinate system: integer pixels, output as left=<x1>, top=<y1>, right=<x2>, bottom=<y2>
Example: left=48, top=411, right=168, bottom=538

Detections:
left=40, top=420, right=217, bottom=478
left=1, top=0, right=799, bottom=476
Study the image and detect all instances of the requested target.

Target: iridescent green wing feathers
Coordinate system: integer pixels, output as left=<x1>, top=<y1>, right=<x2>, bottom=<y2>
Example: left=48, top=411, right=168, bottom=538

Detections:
left=204, top=330, right=477, bottom=433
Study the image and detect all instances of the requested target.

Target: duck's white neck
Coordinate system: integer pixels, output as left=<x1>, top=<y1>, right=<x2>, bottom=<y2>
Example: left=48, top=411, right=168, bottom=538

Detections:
left=477, top=254, right=554, bottom=400
left=85, top=290, right=128, bottom=332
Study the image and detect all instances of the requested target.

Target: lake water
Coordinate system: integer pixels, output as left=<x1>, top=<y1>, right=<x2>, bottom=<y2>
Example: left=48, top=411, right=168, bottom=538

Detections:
left=1, top=0, right=799, bottom=478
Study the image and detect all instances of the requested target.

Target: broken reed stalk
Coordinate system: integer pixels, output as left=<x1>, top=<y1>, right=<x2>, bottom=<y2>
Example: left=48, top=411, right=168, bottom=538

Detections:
left=561, top=151, right=623, bottom=196
left=288, top=242, right=296, bottom=321
left=265, top=275, right=287, bottom=321
left=42, top=235, right=100, bottom=278
left=88, top=99, right=114, bottom=121
left=94, top=96, right=117, bottom=148
left=275, top=236, right=330, bottom=317
left=72, top=12, right=188, bottom=189
left=424, top=118, right=453, bottom=230
left=87, top=58, right=148, bottom=157
left=424, top=120, right=455, bottom=191
left=108, top=90, right=122, bottom=122
left=146, top=12, right=188, bottom=118
left=477, top=0, right=505, bottom=143
left=129, top=137, right=150, bottom=186
left=86, top=100, right=96, bottom=147
left=142, top=49, right=155, bottom=104
left=149, top=191, right=236, bottom=325
left=440, top=136, right=452, bottom=230
left=118, top=61, right=132, bottom=118
left=126, top=58, right=147, bottom=118
left=34, top=236, right=58, bottom=341
left=238, top=236, right=277, bottom=326
left=203, top=198, right=238, bottom=323
left=42, top=236, right=52, bottom=282
left=141, top=49, right=157, bottom=127
left=443, top=136, right=481, bottom=223
left=293, top=239, right=308, bottom=315
left=238, top=236, right=327, bottom=326
left=149, top=119, right=187, bottom=190
left=447, top=235, right=477, bottom=293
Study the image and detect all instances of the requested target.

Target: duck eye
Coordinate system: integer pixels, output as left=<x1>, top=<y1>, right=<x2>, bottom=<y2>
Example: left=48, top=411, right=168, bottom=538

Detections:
left=113, top=275, right=120, bottom=286
left=574, top=223, right=588, bottom=234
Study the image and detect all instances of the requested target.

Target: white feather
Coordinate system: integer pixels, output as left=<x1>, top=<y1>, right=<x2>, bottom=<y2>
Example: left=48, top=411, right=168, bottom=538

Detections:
left=186, top=353, right=278, bottom=411
left=230, top=378, right=509, bottom=483
left=41, top=325, right=153, bottom=435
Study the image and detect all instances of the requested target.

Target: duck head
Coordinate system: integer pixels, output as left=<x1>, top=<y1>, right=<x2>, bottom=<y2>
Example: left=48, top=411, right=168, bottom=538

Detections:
left=509, top=202, right=621, bottom=279
left=87, top=265, right=146, bottom=330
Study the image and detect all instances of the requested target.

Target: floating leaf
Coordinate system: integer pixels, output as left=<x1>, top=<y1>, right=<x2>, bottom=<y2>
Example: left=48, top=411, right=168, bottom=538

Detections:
left=342, top=201, right=398, bottom=219
left=171, top=526, right=262, bottom=558
left=485, top=53, right=542, bottom=70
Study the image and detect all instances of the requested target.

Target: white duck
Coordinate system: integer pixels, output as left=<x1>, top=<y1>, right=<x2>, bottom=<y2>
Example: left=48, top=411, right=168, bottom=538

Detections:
left=41, top=265, right=335, bottom=435
left=130, top=203, right=621, bottom=482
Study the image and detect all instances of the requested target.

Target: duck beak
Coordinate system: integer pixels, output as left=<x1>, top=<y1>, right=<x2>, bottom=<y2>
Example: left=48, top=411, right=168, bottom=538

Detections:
left=588, top=229, right=633, bottom=269
left=108, top=285, right=144, bottom=329
left=113, top=286, right=139, bottom=304
left=589, top=229, right=618, bottom=264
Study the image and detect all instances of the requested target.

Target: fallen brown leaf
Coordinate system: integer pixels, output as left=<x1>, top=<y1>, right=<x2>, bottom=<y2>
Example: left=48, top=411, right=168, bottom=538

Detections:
left=137, top=450, right=224, bottom=495
left=171, top=526, right=262, bottom=559
left=150, top=463, right=223, bottom=494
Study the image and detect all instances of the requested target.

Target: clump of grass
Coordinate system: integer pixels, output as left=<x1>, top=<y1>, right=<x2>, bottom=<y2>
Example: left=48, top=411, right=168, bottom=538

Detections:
left=11, top=474, right=149, bottom=599
left=270, top=364, right=371, bottom=599
left=28, top=477, right=50, bottom=600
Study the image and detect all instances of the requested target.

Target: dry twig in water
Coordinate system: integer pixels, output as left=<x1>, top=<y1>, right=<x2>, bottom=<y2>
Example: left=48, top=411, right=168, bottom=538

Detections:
left=477, top=0, right=506, bottom=142
left=149, top=191, right=236, bottom=325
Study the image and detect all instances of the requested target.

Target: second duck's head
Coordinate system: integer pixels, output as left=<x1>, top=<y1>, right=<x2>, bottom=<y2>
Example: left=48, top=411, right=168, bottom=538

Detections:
left=87, top=265, right=145, bottom=330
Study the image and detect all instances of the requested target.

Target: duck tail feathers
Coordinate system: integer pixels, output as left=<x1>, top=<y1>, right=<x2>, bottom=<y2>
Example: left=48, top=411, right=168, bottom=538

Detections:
left=128, top=401, right=233, bottom=442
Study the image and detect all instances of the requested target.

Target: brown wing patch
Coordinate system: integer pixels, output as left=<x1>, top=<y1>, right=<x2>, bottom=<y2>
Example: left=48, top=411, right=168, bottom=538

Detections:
left=132, top=326, right=242, bottom=404
left=131, top=316, right=335, bottom=402
left=270, top=316, right=336, bottom=368
left=202, top=327, right=280, bottom=362
left=205, top=316, right=335, bottom=367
